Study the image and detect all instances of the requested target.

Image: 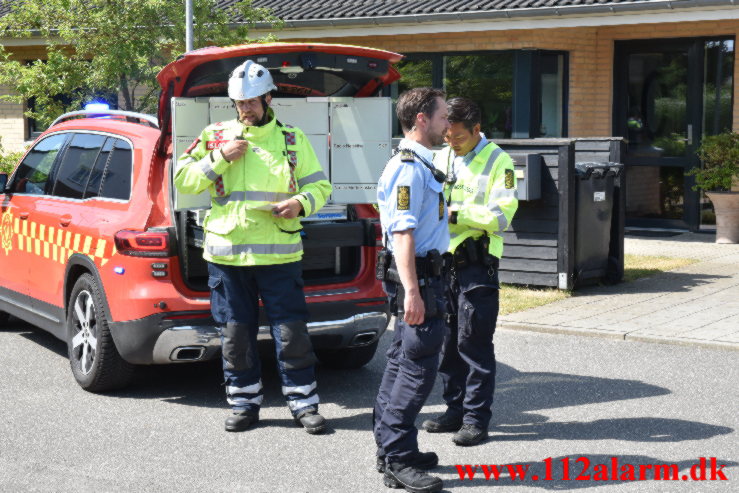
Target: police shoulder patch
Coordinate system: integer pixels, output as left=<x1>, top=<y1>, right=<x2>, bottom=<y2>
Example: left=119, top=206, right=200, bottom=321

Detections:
left=399, top=149, right=415, bottom=163
left=397, top=186, right=411, bottom=210
left=505, top=169, right=515, bottom=189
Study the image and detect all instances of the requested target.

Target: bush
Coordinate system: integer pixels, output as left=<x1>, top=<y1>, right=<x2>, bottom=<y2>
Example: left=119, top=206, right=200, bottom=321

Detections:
left=0, top=139, right=24, bottom=175
left=688, top=131, right=739, bottom=191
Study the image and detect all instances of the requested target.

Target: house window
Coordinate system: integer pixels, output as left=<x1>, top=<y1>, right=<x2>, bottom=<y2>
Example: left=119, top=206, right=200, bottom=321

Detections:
left=539, top=53, right=566, bottom=138
left=388, top=50, right=567, bottom=139
left=703, top=39, right=734, bottom=137
left=443, top=53, right=514, bottom=139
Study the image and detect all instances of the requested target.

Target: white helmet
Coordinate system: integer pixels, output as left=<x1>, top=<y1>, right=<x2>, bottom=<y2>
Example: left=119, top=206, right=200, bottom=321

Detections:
left=227, top=60, right=277, bottom=100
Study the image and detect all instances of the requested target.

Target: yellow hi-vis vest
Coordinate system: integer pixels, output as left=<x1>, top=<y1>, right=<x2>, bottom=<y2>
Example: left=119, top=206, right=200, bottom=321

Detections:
left=433, top=142, right=518, bottom=259
left=173, top=109, right=332, bottom=266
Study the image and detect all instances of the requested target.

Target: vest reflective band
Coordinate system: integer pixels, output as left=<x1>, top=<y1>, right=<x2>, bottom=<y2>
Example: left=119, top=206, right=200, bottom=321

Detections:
left=206, top=242, right=303, bottom=257
left=213, top=191, right=295, bottom=206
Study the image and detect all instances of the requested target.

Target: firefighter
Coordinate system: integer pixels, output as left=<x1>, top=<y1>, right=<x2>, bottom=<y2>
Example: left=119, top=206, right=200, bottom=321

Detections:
left=422, top=97, right=518, bottom=446
left=174, top=60, right=332, bottom=434
left=373, top=88, right=450, bottom=493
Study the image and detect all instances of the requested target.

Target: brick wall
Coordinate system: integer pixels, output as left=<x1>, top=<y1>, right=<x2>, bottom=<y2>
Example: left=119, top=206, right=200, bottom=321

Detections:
left=306, top=18, right=739, bottom=138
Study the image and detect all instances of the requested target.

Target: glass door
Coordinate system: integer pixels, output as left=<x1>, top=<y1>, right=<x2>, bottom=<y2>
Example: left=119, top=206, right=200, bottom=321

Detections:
left=614, top=38, right=734, bottom=231
left=615, top=40, right=698, bottom=230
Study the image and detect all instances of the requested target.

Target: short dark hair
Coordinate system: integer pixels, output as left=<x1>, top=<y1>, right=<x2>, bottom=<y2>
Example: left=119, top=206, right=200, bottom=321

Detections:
left=447, top=97, right=481, bottom=132
left=396, top=87, right=446, bottom=133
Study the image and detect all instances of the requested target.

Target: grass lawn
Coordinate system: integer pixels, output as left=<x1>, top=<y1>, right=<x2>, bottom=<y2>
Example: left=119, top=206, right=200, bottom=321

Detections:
left=499, top=254, right=697, bottom=316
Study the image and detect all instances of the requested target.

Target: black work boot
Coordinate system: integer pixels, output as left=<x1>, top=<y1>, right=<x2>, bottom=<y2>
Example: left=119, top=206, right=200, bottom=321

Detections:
left=294, top=409, right=326, bottom=434
left=383, top=462, right=443, bottom=493
left=421, top=411, right=462, bottom=433
left=224, top=410, right=259, bottom=432
left=376, top=450, right=439, bottom=473
left=452, top=423, right=488, bottom=446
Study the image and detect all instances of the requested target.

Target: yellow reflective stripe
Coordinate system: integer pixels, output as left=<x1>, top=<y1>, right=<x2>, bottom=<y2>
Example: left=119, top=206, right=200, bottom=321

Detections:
left=95, top=239, right=105, bottom=258
left=83, top=235, right=92, bottom=255
left=10, top=217, right=113, bottom=266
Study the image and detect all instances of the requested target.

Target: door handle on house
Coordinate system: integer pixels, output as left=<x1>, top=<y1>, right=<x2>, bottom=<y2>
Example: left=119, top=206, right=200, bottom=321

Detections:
left=687, top=124, right=693, bottom=146
left=59, top=215, right=72, bottom=227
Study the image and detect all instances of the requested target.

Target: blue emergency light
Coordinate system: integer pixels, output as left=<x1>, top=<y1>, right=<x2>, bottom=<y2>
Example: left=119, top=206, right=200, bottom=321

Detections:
left=84, top=102, right=110, bottom=111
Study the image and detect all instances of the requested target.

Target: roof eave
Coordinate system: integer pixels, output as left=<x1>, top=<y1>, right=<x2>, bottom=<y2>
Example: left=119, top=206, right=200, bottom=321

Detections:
left=252, top=0, right=738, bottom=30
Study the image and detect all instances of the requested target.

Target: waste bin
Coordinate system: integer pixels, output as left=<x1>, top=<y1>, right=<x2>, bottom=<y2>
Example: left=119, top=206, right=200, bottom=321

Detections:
left=573, top=162, right=623, bottom=286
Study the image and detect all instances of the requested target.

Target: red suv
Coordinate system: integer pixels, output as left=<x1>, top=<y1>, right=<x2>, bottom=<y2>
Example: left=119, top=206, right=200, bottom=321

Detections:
left=0, top=43, right=400, bottom=391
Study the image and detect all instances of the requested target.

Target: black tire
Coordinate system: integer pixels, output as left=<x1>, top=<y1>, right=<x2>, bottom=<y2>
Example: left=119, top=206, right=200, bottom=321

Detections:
left=0, top=311, right=9, bottom=325
left=317, top=340, right=379, bottom=369
left=66, top=273, right=134, bottom=392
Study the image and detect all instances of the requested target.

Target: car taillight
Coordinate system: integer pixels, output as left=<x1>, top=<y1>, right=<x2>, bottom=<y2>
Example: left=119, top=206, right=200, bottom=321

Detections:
left=114, top=230, right=170, bottom=257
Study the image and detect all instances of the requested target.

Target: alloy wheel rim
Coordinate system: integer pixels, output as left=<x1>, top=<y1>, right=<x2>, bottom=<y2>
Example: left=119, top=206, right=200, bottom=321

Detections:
left=71, top=290, right=97, bottom=375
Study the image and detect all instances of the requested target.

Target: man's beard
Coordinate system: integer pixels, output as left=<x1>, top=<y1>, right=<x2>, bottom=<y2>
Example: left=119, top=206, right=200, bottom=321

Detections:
left=429, top=130, right=446, bottom=147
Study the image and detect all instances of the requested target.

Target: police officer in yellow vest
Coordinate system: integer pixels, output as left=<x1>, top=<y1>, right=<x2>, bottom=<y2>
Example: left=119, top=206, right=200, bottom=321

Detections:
left=422, top=97, right=518, bottom=446
left=174, top=61, right=332, bottom=434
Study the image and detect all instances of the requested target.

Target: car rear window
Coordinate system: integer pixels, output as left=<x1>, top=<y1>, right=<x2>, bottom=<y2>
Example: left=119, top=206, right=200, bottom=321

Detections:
left=183, top=52, right=390, bottom=98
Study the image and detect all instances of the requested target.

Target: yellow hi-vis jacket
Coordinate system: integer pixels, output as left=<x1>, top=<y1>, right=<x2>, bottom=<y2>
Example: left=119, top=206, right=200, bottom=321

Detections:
left=433, top=142, right=518, bottom=259
left=174, top=109, right=332, bottom=266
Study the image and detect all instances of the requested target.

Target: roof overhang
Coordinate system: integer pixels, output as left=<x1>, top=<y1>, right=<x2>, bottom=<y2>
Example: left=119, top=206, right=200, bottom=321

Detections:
left=250, top=1, right=739, bottom=39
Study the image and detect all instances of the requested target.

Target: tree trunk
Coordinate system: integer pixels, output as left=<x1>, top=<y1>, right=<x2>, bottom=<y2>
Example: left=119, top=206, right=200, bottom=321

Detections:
left=119, top=75, right=133, bottom=111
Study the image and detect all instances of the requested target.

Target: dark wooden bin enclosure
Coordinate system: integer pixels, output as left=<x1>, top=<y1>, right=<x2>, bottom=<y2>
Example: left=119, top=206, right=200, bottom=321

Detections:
left=496, top=138, right=626, bottom=290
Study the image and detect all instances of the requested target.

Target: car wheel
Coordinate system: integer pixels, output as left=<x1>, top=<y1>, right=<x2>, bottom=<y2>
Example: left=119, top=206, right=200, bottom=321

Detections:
left=0, top=311, right=9, bottom=325
left=317, top=340, right=379, bottom=369
left=67, top=273, right=134, bottom=392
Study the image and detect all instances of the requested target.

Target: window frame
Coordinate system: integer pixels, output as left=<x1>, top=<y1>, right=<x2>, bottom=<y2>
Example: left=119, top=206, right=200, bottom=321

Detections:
left=35, top=130, right=134, bottom=203
left=385, top=49, right=569, bottom=139
left=7, top=132, right=71, bottom=196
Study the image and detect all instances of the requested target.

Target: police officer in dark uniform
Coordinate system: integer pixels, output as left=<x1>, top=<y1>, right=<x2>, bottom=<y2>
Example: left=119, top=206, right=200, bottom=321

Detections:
left=423, top=97, right=518, bottom=446
left=373, top=88, right=450, bottom=493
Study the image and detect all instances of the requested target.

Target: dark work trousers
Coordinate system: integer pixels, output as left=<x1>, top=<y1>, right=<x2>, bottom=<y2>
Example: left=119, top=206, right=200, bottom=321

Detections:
left=207, top=261, right=319, bottom=417
left=374, top=276, right=447, bottom=464
left=438, top=261, right=499, bottom=430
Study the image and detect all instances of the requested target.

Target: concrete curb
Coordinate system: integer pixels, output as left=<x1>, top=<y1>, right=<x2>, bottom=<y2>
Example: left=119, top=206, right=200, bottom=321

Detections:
left=499, top=321, right=739, bottom=352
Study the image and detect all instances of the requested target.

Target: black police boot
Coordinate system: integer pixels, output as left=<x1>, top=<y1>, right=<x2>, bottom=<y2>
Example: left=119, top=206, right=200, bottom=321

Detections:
left=452, top=423, right=488, bottom=446
left=421, top=411, right=462, bottom=433
left=376, top=451, right=439, bottom=473
left=224, top=410, right=259, bottom=432
left=294, top=409, right=326, bottom=435
left=383, top=462, right=443, bottom=493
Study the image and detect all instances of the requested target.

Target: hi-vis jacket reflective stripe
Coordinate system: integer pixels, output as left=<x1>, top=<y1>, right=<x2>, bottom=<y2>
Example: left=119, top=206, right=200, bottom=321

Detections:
left=433, top=142, right=518, bottom=259
left=173, top=109, right=332, bottom=266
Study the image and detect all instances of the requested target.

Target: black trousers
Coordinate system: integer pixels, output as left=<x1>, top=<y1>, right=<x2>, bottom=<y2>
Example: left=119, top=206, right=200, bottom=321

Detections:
left=438, top=262, right=499, bottom=429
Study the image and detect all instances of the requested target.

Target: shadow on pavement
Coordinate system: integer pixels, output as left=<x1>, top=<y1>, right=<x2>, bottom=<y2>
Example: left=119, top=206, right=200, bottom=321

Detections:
left=10, top=322, right=733, bottom=446
left=439, top=454, right=737, bottom=489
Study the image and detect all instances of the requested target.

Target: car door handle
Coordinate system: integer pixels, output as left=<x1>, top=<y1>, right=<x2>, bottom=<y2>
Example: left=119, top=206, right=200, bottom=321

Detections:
left=59, top=215, right=72, bottom=227
left=19, top=212, right=29, bottom=220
